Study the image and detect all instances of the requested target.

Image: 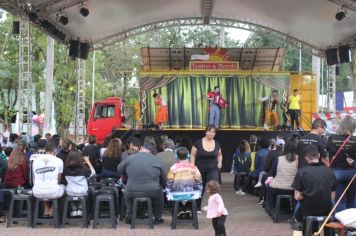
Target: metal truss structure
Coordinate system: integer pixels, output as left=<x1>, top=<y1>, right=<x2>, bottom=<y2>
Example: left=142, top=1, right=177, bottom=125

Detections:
left=326, top=0, right=356, bottom=12
left=327, top=65, right=337, bottom=112
left=75, top=58, right=86, bottom=143
left=93, top=17, right=324, bottom=57
left=202, top=0, right=214, bottom=24
left=18, top=19, right=33, bottom=136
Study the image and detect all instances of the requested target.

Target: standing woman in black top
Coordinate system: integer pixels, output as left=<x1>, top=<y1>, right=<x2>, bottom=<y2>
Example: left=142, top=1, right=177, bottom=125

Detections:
left=327, top=116, right=356, bottom=212
left=191, top=125, right=222, bottom=210
left=101, top=138, right=122, bottom=178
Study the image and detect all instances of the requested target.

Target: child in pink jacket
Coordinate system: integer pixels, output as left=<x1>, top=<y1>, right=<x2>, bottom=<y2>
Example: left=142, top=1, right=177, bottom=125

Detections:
left=203, top=180, right=228, bottom=236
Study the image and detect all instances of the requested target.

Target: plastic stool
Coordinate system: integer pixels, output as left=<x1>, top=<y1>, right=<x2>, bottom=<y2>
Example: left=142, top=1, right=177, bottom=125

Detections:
left=62, top=196, right=88, bottom=228
left=273, top=194, right=294, bottom=223
left=7, top=191, right=33, bottom=227
left=304, top=216, right=325, bottom=236
left=171, top=200, right=198, bottom=229
left=131, top=198, right=154, bottom=229
left=93, top=194, right=116, bottom=229
left=33, top=198, right=60, bottom=228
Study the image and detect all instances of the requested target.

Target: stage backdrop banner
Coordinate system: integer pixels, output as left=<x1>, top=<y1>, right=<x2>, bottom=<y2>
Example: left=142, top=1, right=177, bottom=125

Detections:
left=142, top=75, right=289, bottom=128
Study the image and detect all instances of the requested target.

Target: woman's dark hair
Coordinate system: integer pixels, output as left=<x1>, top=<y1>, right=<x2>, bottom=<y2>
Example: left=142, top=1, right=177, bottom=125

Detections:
left=282, top=142, right=297, bottom=162
left=238, top=140, right=250, bottom=153
left=102, top=135, right=112, bottom=148
left=205, top=125, right=217, bottom=132
left=259, top=138, right=270, bottom=149
left=153, top=93, right=159, bottom=98
left=88, top=135, right=97, bottom=145
left=66, top=151, right=83, bottom=167
left=179, top=136, right=193, bottom=152
left=103, top=138, right=122, bottom=158
left=206, top=180, right=220, bottom=194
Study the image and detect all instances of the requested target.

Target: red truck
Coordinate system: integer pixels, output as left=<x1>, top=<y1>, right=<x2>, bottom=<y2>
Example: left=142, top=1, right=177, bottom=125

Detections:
left=87, top=97, right=124, bottom=144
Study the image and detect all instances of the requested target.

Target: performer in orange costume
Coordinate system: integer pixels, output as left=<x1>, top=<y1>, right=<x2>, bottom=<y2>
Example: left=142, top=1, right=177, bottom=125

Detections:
left=153, top=93, right=168, bottom=129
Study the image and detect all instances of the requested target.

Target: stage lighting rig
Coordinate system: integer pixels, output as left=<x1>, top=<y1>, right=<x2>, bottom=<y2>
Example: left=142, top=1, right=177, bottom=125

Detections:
left=335, top=5, right=346, bottom=21
left=56, top=11, right=69, bottom=25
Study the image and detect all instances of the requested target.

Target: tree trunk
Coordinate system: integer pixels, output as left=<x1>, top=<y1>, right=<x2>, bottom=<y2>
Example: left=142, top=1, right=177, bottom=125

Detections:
left=352, top=50, right=356, bottom=106
left=44, top=35, right=54, bottom=134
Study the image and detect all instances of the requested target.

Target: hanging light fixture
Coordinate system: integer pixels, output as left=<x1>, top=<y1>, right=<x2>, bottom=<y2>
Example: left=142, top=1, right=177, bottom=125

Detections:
left=335, top=5, right=346, bottom=21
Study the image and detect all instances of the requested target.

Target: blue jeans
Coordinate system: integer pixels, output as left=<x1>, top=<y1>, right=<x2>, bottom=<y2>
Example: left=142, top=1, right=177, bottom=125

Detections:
left=209, top=104, right=220, bottom=128
left=101, top=168, right=120, bottom=178
left=333, top=168, right=356, bottom=212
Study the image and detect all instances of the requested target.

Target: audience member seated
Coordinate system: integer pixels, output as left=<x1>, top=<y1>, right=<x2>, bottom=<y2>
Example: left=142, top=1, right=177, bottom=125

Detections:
left=232, top=140, right=251, bottom=195
left=32, top=143, right=65, bottom=217
left=143, top=136, right=158, bottom=155
left=266, top=142, right=297, bottom=214
left=4, top=143, right=29, bottom=188
left=117, top=143, right=166, bottom=225
left=157, top=139, right=176, bottom=173
left=101, top=138, right=122, bottom=178
left=292, top=145, right=337, bottom=234
left=327, top=116, right=356, bottom=213
left=56, top=139, right=75, bottom=164
left=64, top=151, right=95, bottom=217
left=82, top=135, right=101, bottom=174
left=166, top=147, right=203, bottom=219
left=244, top=138, right=269, bottom=197
left=0, top=144, right=7, bottom=180
left=100, top=136, right=112, bottom=159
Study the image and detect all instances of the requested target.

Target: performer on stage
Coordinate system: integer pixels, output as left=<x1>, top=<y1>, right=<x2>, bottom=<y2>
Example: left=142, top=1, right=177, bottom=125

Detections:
left=207, top=86, right=227, bottom=128
left=259, top=90, right=279, bottom=130
left=153, top=93, right=168, bottom=129
left=288, top=89, right=301, bottom=130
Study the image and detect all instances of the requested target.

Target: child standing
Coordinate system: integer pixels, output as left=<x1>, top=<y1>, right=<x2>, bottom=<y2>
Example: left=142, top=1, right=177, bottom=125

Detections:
left=203, top=180, right=228, bottom=236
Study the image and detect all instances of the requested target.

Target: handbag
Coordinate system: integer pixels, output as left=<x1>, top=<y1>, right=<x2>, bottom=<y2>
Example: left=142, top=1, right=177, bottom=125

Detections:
left=329, top=135, right=352, bottom=167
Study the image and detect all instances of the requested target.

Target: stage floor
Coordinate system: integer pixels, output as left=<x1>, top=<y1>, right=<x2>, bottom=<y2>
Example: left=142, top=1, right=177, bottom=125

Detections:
left=113, top=128, right=302, bottom=172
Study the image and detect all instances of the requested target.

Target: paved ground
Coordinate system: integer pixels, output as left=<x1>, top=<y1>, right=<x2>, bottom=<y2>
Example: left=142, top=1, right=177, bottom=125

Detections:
left=0, top=174, right=293, bottom=236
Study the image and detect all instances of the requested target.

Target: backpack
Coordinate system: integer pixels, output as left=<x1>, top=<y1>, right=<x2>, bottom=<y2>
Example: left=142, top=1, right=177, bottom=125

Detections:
left=233, top=152, right=251, bottom=173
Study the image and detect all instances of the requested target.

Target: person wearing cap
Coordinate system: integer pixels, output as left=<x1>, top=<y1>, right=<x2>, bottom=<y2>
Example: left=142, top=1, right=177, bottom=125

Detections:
left=117, top=141, right=166, bottom=225
left=29, top=139, right=48, bottom=186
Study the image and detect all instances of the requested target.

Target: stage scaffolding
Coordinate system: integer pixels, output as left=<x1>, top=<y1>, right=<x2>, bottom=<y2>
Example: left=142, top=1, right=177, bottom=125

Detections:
left=18, top=19, right=33, bottom=136
left=74, top=58, right=87, bottom=143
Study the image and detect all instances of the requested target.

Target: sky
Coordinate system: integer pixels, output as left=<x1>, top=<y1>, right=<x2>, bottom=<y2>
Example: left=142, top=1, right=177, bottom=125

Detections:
left=226, top=28, right=251, bottom=44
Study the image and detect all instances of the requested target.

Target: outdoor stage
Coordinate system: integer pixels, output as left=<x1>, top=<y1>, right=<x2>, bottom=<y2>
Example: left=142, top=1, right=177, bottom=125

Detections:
left=112, top=128, right=302, bottom=172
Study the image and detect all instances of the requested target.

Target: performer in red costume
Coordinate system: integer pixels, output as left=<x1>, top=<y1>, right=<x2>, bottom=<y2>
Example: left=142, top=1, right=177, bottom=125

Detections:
left=153, top=93, right=168, bottom=129
left=207, top=86, right=227, bottom=128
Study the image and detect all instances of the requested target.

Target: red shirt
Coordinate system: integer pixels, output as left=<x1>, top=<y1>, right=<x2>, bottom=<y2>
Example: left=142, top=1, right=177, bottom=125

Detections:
left=4, top=158, right=29, bottom=188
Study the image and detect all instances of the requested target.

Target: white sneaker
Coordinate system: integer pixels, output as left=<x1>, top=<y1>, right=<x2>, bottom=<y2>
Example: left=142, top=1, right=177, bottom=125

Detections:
left=258, top=200, right=264, bottom=205
left=254, top=182, right=262, bottom=188
left=77, top=210, right=82, bottom=216
left=70, top=210, right=78, bottom=217
left=263, top=124, right=268, bottom=130
left=239, top=190, right=246, bottom=195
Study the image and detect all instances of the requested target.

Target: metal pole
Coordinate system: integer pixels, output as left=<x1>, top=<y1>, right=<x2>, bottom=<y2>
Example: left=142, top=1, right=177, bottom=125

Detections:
left=92, top=50, right=96, bottom=107
left=299, top=48, right=302, bottom=74
left=321, top=59, right=324, bottom=113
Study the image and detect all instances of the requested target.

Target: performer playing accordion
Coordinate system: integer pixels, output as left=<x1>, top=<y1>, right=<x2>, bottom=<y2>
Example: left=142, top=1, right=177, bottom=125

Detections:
left=207, top=86, right=227, bottom=128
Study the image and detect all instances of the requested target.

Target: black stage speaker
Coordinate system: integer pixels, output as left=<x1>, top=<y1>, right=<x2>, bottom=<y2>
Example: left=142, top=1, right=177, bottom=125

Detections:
left=12, top=21, right=19, bottom=34
left=69, top=40, right=80, bottom=58
left=326, top=48, right=339, bottom=66
left=79, top=42, right=90, bottom=60
left=335, top=65, right=340, bottom=76
left=339, top=45, right=351, bottom=63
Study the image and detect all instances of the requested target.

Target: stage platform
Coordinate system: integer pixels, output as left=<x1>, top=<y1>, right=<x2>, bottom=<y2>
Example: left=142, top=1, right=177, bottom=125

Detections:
left=112, top=128, right=302, bottom=172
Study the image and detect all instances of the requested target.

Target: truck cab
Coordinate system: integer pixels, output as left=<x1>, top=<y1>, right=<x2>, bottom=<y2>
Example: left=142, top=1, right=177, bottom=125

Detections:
left=87, top=97, right=123, bottom=144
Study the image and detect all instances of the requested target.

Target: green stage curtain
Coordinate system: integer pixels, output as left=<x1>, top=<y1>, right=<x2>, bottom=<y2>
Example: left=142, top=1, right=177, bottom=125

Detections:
left=143, top=75, right=289, bottom=128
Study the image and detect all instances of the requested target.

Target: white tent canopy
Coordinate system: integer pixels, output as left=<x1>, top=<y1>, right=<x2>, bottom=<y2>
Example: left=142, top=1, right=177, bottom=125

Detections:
left=1, top=0, right=356, bottom=55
